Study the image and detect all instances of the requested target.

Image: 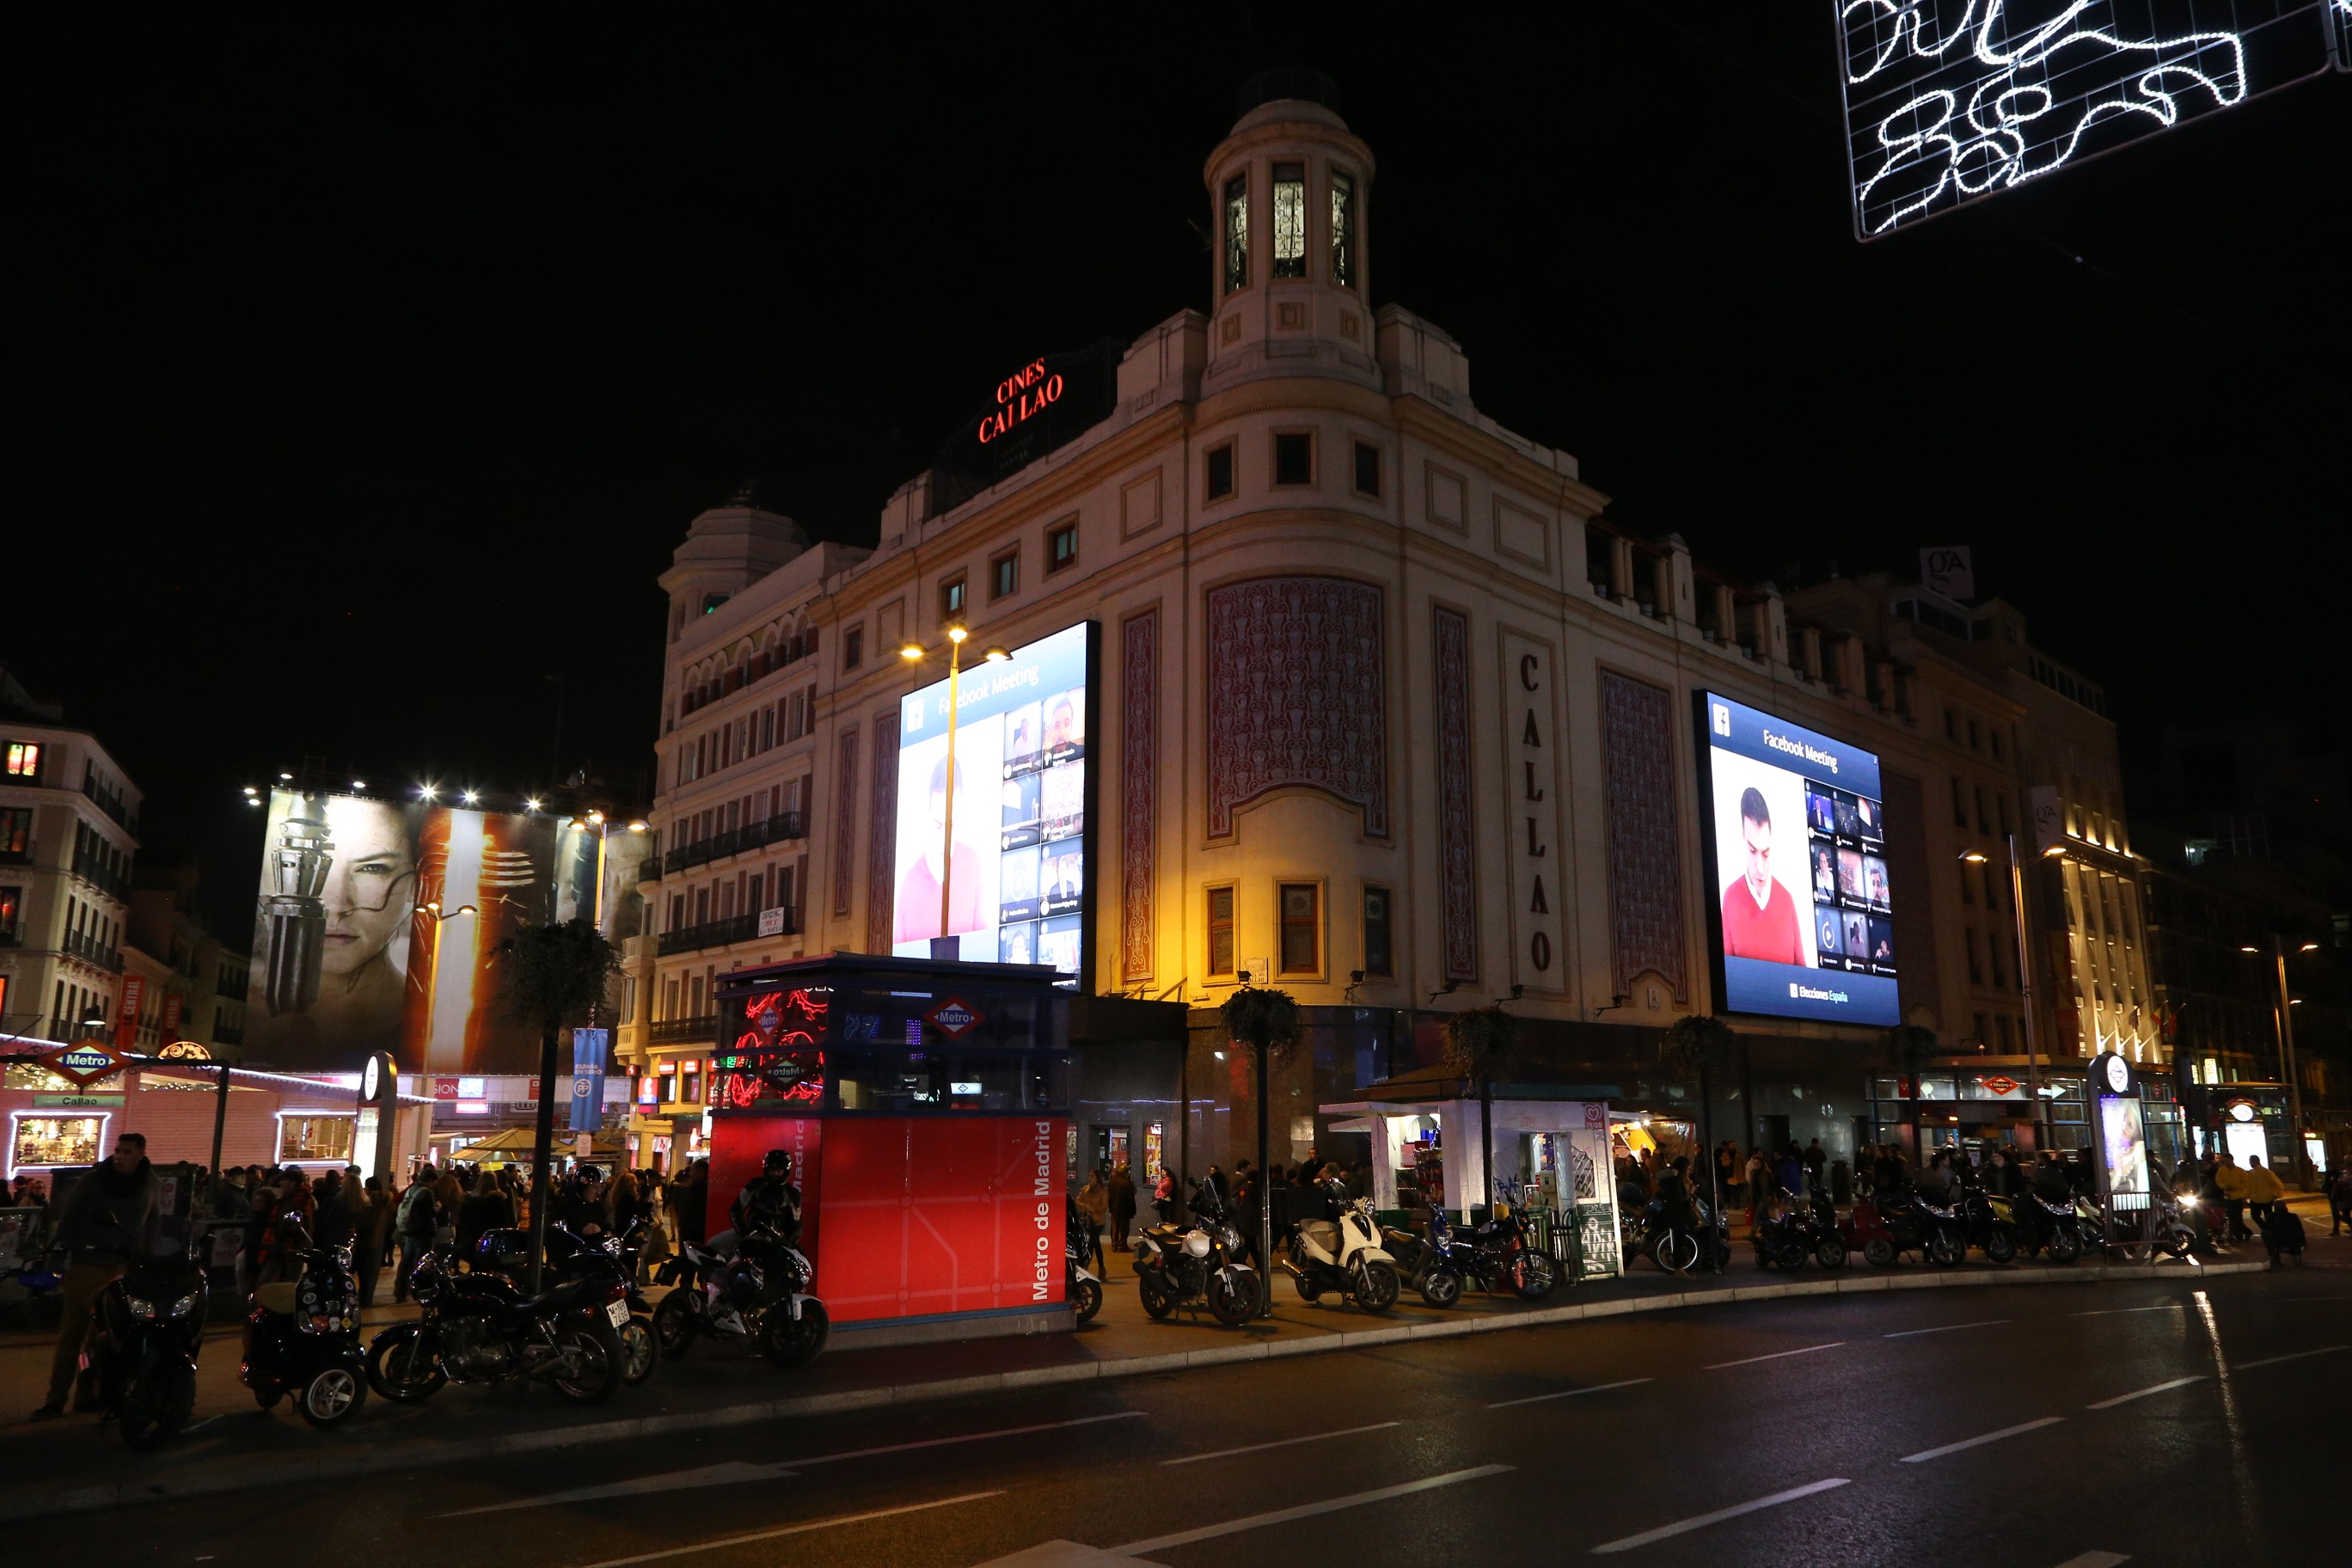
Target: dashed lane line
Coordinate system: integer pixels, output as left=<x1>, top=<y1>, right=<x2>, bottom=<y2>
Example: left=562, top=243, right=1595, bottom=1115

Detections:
left=1588, top=1478, right=1852, bottom=1554
left=564, top=1491, right=1005, bottom=1568
left=1883, top=1319, right=2011, bottom=1338
left=1898, top=1416, right=2065, bottom=1463
left=1160, top=1420, right=1400, bottom=1466
left=2229, top=1344, right=2347, bottom=1371
left=2086, top=1375, right=2205, bottom=1410
left=1702, top=1341, right=1846, bottom=1370
left=1112, top=1466, right=1516, bottom=1556
left=1489, top=1377, right=1655, bottom=1408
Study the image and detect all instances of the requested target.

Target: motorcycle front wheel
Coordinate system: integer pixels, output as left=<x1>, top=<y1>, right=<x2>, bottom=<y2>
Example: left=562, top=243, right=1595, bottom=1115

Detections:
left=1926, top=1231, right=1963, bottom=1268
left=621, top=1315, right=658, bottom=1384
left=761, top=1301, right=829, bottom=1368
left=1774, top=1241, right=1810, bottom=1271
left=1136, top=1271, right=1176, bottom=1320
left=2047, top=1228, right=2080, bottom=1265
left=652, top=1291, right=698, bottom=1360
left=547, top=1321, right=623, bottom=1406
left=1421, top=1268, right=1463, bottom=1308
left=1654, top=1231, right=1700, bottom=1275
left=297, top=1364, right=368, bottom=1429
left=1514, top=1250, right=1559, bottom=1302
left=365, top=1327, right=446, bottom=1402
left=1983, top=1229, right=2018, bottom=1265
left=118, top=1362, right=193, bottom=1452
left=1206, top=1269, right=1258, bottom=1326
left=1862, top=1238, right=1896, bottom=1267
left=1354, top=1260, right=1400, bottom=1313
left=1815, top=1237, right=1848, bottom=1269
left=1070, top=1277, right=1104, bottom=1326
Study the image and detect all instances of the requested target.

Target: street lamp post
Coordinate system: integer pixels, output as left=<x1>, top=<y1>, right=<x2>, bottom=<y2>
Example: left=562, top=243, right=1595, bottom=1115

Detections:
left=899, top=628, right=1010, bottom=959
left=2246, top=935, right=2318, bottom=1183
left=1963, top=839, right=2050, bottom=1149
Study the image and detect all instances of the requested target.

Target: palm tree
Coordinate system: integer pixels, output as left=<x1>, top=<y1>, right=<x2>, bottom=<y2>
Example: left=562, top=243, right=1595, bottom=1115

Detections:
left=498, top=918, right=620, bottom=1289
left=1219, top=983, right=1300, bottom=1312
left=1658, top=1014, right=1737, bottom=1217
left=1443, top=1004, right=1518, bottom=1215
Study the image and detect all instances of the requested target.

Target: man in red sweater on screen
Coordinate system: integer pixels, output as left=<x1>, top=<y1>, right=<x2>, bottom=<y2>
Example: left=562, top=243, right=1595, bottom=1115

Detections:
left=1722, top=787, right=1804, bottom=965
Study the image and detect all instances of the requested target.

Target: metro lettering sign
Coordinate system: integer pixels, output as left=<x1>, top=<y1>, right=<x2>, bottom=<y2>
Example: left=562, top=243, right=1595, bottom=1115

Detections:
left=927, top=996, right=984, bottom=1038
left=43, top=1038, right=130, bottom=1089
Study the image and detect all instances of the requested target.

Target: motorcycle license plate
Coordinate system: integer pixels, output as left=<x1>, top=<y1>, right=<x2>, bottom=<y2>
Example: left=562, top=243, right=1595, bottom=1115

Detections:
left=604, top=1299, right=632, bottom=1329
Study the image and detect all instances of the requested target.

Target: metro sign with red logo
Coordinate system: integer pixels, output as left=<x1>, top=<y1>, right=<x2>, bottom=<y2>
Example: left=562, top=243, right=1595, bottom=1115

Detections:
left=43, top=1038, right=130, bottom=1089
left=1979, top=1075, right=2021, bottom=1098
left=927, top=997, right=983, bottom=1038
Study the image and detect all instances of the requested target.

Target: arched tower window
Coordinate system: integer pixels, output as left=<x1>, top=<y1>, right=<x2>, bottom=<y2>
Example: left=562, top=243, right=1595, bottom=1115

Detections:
left=1330, top=170, right=1356, bottom=288
left=1271, top=162, right=1306, bottom=278
left=1222, top=173, right=1249, bottom=293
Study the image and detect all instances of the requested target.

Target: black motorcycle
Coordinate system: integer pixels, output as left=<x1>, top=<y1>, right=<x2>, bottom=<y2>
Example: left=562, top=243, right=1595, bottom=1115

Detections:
left=652, top=1225, right=828, bottom=1368
left=1752, top=1192, right=1847, bottom=1271
left=1431, top=1204, right=1559, bottom=1299
left=1880, top=1191, right=1969, bottom=1267
left=1133, top=1177, right=1259, bottom=1325
left=1379, top=1218, right=1467, bottom=1308
left=365, top=1247, right=628, bottom=1406
left=2010, top=1187, right=2081, bottom=1263
left=241, top=1241, right=369, bottom=1427
left=1065, top=1199, right=1104, bottom=1326
left=88, top=1247, right=209, bottom=1450
left=479, top=1222, right=658, bottom=1386
left=1957, top=1188, right=2020, bottom=1264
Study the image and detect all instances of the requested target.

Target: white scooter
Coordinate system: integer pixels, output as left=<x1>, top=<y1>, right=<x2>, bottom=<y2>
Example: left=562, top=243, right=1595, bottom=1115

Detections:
left=1281, top=1185, right=1400, bottom=1312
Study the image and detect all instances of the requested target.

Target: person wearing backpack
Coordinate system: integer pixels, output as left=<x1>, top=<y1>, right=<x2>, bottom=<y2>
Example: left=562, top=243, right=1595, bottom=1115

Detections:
left=393, top=1167, right=441, bottom=1303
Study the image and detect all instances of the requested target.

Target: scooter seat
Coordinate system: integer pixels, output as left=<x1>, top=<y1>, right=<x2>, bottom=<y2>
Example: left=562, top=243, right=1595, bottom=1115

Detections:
left=254, top=1282, right=300, bottom=1315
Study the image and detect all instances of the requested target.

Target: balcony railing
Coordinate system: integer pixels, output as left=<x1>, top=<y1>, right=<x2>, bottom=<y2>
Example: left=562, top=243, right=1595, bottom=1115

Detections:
left=72, top=852, right=130, bottom=902
left=64, top=931, right=124, bottom=973
left=658, top=811, right=804, bottom=879
left=649, top=1014, right=720, bottom=1045
left=211, top=1025, right=244, bottom=1046
left=655, top=908, right=799, bottom=956
left=82, top=773, right=138, bottom=837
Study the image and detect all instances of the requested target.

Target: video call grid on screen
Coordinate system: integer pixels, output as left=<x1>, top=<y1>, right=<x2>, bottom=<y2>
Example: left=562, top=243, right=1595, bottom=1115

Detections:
left=891, top=622, right=1091, bottom=977
left=1703, top=692, right=1901, bottom=1027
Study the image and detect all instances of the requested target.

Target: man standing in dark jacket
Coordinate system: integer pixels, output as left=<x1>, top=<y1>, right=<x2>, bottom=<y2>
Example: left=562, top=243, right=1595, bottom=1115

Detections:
left=1107, top=1164, right=1137, bottom=1251
left=34, top=1132, right=157, bottom=1419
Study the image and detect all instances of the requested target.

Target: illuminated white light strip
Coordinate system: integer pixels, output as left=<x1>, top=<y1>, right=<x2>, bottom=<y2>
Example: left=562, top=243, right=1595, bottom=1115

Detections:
left=1843, top=1, right=2250, bottom=233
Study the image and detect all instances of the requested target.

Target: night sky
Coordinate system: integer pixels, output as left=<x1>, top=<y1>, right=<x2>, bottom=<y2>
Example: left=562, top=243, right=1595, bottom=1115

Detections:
left=10, top=12, right=2346, bottom=935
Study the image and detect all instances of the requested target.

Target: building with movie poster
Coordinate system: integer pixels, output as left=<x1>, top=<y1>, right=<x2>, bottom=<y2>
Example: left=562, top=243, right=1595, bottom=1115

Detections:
left=622, top=77, right=2163, bottom=1190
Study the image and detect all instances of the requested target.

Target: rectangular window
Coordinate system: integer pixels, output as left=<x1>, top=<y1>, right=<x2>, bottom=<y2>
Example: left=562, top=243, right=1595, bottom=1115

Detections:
left=1352, top=440, right=1380, bottom=498
left=1206, top=885, right=1235, bottom=977
left=990, top=552, right=1019, bottom=600
left=1975, top=785, right=1989, bottom=832
left=1967, top=718, right=1981, bottom=751
left=1047, top=520, right=1079, bottom=573
left=1362, top=885, right=1393, bottom=977
left=1990, top=729, right=2004, bottom=761
left=1271, top=162, right=1306, bottom=278
left=1205, top=443, right=1235, bottom=500
left=0, top=885, right=21, bottom=940
left=1272, top=431, right=1313, bottom=487
left=1223, top=174, right=1249, bottom=292
left=1330, top=170, right=1356, bottom=287
left=1960, top=866, right=1974, bottom=905
left=0, top=809, right=28, bottom=858
left=1951, top=776, right=1968, bottom=827
left=1945, top=709, right=1957, bottom=741
left=1278, top=882, right=1320, bottom=974
left=1966, top=930, right=1983, bottom=984
left=1997, top=795, right=2012, bottom=838
left=1974, top=1010, right=1990, bottom=1045
left=843, top=626, right=864, bottom=671
left=940, top=575, right=966, bottom=623
left=3, top=744, right=39, bottom=779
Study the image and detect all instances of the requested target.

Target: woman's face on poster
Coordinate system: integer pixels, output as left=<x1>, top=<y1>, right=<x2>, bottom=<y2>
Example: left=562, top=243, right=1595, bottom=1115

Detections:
left=321, top=799, right=415, bottom=976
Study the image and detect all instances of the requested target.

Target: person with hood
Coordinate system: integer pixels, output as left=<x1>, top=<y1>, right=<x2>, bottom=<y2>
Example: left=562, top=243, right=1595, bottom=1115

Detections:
left=34, top=1132, right=159, bottom=1420
left=1107, top=1163, right=1138, bottom=1251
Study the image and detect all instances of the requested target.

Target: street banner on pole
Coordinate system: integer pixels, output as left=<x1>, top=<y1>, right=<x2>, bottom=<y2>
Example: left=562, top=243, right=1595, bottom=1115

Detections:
left=568, top=1027, right=609, bottom=1133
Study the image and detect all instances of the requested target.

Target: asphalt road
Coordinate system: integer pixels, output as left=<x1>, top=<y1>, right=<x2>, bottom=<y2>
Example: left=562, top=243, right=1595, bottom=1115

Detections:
left=99, top=1265, right=2346, bottom=1568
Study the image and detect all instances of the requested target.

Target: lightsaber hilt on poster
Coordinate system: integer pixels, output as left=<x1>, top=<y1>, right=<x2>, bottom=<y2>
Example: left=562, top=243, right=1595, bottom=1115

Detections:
left=939, top=629, right=965, bottom=944
left=261, top=797, right=334, bottom=1014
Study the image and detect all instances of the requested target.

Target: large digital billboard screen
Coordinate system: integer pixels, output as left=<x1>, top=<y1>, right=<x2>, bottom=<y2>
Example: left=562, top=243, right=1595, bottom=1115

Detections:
left=891, top=622, right=1095, bottom=983
left=249, top=790, right=589, bottom=1073
left=1700, top=693, right=1900, bottom=1027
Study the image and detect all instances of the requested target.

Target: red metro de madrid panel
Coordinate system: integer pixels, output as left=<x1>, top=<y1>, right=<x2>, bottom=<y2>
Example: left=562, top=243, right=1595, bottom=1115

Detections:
left=815, top=1116, right=1065, bottom=1324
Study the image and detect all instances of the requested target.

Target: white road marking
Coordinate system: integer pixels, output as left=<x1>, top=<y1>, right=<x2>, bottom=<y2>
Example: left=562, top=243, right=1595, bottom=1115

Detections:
left=2086, top=1375, right=2205, bottom=1410
left=1112, top=1466, right=1514, bottom=1555
left=2049, top=1553, right=2129, bottom=1568
left=564, top=1490, right=1003, bottom=1568
left=1588, top=1478, right=1851, bottom=1554
left=444, top=1411, right=1143, bottom=1516
left=1703, top=1341, right=1847, bottom=1369
left=1883, top=1319, right=2010, bottom=1338
left=1490, top=1376, right=1654, bottom=1408
left=2230, top=1344, right=2347, bottom=1371
left=1160, top=1419, right=1400, bottom=1465
left=2071, top=1304, right=2183, bottom=1316
left=1898, top=1416, right=2065, bottom=1462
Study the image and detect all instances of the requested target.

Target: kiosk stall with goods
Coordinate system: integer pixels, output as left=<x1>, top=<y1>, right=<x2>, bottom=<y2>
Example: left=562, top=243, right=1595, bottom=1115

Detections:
left=1323, top=1079, right=1622, bottom=1282
left=708, top=952, right=1075, bottom=1346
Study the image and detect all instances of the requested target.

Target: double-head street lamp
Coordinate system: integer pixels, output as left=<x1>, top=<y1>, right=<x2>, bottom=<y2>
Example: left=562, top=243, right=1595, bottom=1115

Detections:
left=2240, top=935, right=2319, bottom=1181
left=1960, top=835, right=2060, bottom=1148
left=899, top=626, right=1010, bottom=958
left=568, top=810, right=648, bottom=932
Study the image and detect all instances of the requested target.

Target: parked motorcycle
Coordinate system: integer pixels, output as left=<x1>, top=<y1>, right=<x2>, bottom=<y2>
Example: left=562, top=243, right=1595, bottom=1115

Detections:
left=1850, top=1191, right=1965, bottom=1266
left=366, top=1248, right=628, bottom=1406
left=1957, top=1189, right=2019, bottom=1264
left=241, top=1239, right=369, bottom=1427
left=1432, top=1202, right=1560, bottom=1299
left=1283, top=1184, right=1400, bottom=1311
left=2013, top=1191, right=2083, bottom=1263
left=479, top=1222, right=658, bottom=1385
left=1752, top=1192, right=1847, bottom=1270
left=1633, top=1197, right=1724, bottom=1275
left=88, top=1246, right=208, bottom=1450
left=652, top=1225, right=828, bottom=1368
left=1133, top=1178, right=1259, bottom=1325
left=1066, top=1198, right=1103, bottom=1326
left=1379, top=1218, right=1467, bottom=1308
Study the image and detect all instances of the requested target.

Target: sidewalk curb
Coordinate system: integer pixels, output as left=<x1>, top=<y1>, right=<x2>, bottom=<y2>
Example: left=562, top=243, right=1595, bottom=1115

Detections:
left=0, top=1259, right=2265, bottom=1522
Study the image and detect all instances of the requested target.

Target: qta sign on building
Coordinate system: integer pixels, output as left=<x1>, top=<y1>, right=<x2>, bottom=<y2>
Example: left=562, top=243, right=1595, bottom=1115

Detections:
left=1834, top=1, right=2341, bottom=240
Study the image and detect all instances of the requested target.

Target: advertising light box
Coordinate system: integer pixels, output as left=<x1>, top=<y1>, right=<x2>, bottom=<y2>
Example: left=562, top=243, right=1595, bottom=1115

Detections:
left=1700, top=693, right=1900, bottom=1027
left=891, top=622, right=1097, bottom=983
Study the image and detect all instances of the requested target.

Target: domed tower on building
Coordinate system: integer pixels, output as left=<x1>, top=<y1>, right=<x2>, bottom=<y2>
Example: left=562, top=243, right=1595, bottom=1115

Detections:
left=1202, top=71, right=1381, bottom=396
left=658, top=481, right=807, bottom=645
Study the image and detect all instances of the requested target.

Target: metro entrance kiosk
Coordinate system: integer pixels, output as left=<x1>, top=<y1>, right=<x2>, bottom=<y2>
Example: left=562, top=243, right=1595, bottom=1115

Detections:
left=2088, top=1050, right=2152, bottom=1248
left=707, top=953, right=1075, bottom=1344
left=1322, top=1070, right=1623, bottom=1280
